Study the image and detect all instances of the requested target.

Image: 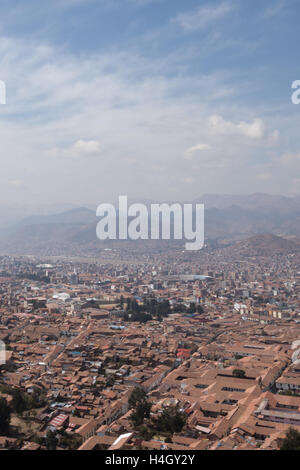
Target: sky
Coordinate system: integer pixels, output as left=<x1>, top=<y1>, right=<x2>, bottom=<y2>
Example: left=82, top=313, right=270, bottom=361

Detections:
left=0, top=0, right=300, bottom=207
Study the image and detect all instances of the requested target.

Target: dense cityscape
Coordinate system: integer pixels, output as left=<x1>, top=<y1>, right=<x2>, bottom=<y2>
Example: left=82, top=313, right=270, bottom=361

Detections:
left=0, top=239, right=299, bottom=451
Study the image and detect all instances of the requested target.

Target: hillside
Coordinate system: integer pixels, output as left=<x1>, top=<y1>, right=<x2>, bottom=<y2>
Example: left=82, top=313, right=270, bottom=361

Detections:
left=219, top=233, right=300, bottom=258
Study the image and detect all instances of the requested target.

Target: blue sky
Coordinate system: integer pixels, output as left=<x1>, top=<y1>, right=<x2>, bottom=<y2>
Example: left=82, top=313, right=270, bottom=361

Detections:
left=0, top=0, right=300, bottom=206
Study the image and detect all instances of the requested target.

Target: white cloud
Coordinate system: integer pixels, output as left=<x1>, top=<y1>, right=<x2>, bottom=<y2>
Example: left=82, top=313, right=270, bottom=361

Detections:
left=208, top=114, right=265, bottom=139
left=182, top=177, right=195, bottom=184
left=262, top=1, right=285, bottom=19
left=184, top=143, right=211, bottom=159
left=8, top=179, right=22, bottom=187
left=72, top=140, right=102, bottom=154
left=172, top=2, right=233, bottom=32
left=126, top=157, right=137, bottom=165
left=47, top=140, right=102, bottom=159
left=267, top=129, right=280, bottom=145
left=279, top=152, right=300, bottom=167
left=256, top=172, right=272, bottom=181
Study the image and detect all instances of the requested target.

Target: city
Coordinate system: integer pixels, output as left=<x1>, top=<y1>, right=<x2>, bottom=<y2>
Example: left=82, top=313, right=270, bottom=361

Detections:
left=0, top=235, right=300, bottom=450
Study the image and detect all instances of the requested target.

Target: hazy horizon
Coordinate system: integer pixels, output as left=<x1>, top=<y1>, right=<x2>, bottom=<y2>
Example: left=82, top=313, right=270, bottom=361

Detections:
left=0, top=191, right=298, bottom=232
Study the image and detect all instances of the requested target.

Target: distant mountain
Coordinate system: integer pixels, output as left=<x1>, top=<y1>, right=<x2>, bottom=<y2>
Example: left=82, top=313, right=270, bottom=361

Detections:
left=0, top=193, right=300, bottom=255
left=204, top=233, right=300, bottom=261
left=16, top=207, right=97, bottom=227
left=231, top=233, right=300, bottom=256
left=0, top=203, right=80, bottom=232
left=198, top=193, right=300, bottom=240
left=195, top=193, right=300, bottom=213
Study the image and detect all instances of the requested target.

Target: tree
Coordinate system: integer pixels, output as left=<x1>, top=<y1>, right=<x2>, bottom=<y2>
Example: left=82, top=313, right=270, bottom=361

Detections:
left=12, top=389, right=27, bottom=415
left=196, top=304, right=204, bottom=314
left=45, top=429, right=58, bottom=450
left=32, top=434, right=44, bottom=446
left=126, top=298, right=131, bottom=311
left=173, top=303, right=187, bottom=313
left=105, top=373, right=116, bottom=388
left=59, top=430, right=82, bottom=450
left=0, top=398, right=11, bottom=435
left=30, top=389, right=47, bottom=408
left=137, top=424, right=153, bottom=441
left=130, top=400, right=152, bottom=427
left=233, top=369, right=246, bottom=378
left=188, top=302, right=196, bottom=314
left=130, top=311, right=152, bottom=323
left=280, top=427, right=300, bottom=450
left=128, top=387, right=147, bottom=409
left=234, top=354, right=244, bottom=360
left=129, top=387, right=152, bottom=427
left=152, top=405, right=187, bottom=434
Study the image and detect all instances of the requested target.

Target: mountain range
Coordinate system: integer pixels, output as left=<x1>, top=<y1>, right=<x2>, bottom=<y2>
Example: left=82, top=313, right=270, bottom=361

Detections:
left=0, top=193, right=300, bottom=255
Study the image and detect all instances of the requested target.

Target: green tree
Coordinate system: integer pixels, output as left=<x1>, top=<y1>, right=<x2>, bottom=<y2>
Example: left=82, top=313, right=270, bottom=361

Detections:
left=59, top=430, right=82, bottom=450
left=129, top=387, right=152, bottom=428
left=0, top=398, right=11, bottom=435
left=280, top=427, right=300, bottom=450
left=233, top=369, right=246, bottom=378
left=12, top=389, right=27, bottom=415
left=188, top=302, right=196, bottom=314
left=153, top=405, right=187, bottom=434
left=196, top=304, right=204, bottom=314
left=45, top=429, right=58, bottom=450
left=130, top=400, right=152, bottom=427
left=105, top=374, right=115, bottom=387
left=137, top=424, right=153, bottom=441
left=128, top=387, right=147, bottom=409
